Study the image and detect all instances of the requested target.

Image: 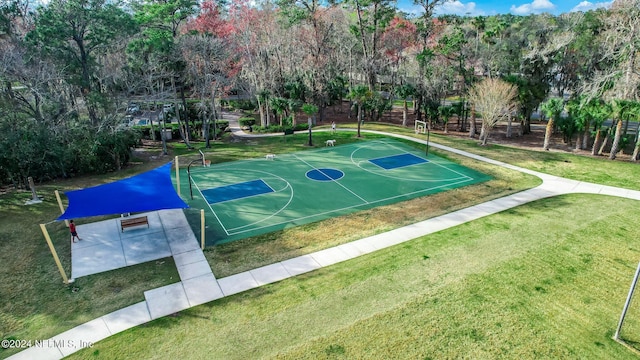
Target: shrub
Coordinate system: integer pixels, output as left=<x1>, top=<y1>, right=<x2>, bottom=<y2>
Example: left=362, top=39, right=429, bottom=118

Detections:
left=216, top=120, right=229, bottom=130
left=228, top=99, right=256, bottom=111
left=239, top=117, right=256, bottom=127
left=253, top=123, right=308, bottom=134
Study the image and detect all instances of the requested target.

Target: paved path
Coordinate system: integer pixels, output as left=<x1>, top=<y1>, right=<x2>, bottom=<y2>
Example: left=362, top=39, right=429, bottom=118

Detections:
left=9, top=118, right=640, bottom=359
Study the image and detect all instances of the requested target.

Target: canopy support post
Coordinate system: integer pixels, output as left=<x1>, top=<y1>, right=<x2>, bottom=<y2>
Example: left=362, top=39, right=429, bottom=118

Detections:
left=201, top=209, right=205, bottom=250
left=175, top=156, right=181, bottom=197
left=55, top=190, right=69, bottom=227
left=40, top=224, right=69, bottom=284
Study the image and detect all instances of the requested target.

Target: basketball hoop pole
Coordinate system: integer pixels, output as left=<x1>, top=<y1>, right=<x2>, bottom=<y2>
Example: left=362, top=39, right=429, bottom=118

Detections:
left=426, top=126, right=430, bottom=157
left=187, top=159, right=201, bottom=200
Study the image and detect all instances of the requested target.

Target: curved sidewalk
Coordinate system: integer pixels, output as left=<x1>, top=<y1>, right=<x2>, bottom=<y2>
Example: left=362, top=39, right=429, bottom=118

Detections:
left=10, top=120, right=640, bottom=360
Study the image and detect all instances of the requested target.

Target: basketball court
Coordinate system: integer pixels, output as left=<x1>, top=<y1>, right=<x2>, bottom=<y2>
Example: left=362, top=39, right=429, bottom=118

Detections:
left=182, top=139, right=491, bottom=245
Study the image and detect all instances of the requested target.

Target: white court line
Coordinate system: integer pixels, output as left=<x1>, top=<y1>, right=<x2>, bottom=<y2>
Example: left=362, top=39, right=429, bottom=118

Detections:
left=201, top=179, right=276, bottom=206
left=293, top=153, right=369, bottom=204
left=226, top=176, right=477, bottom=236
left=191, top=174, right=230, bottom=236
left=193, top=169, right=295, bottom=233
left=227, top=181, right=294, bottom=232
left=351, top=141, right=472, bottom=183
left=381, top=139, right=474, bottom=181
left=202, top=140, right=484, bottom=238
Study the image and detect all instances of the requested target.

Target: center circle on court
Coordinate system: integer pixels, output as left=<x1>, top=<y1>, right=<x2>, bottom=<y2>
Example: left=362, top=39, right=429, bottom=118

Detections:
left=306, top=168, right=344, bottom=181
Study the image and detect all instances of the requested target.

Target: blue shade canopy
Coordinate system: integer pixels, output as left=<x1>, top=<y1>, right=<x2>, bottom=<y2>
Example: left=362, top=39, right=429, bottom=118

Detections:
left=57, top=162, right=188, bottom=220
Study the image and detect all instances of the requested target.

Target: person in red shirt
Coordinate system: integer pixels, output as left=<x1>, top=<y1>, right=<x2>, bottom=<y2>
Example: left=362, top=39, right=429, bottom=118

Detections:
left=69, top=220, right=81, bottom=243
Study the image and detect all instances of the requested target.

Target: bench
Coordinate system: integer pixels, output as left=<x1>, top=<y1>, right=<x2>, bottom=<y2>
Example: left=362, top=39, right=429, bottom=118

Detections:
left=120, top=216, right=149, bottom=232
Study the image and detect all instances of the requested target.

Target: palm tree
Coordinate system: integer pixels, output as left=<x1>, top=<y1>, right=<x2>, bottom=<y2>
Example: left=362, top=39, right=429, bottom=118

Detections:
left=540, top=98, right=565, bottom=151
left=347, top=85, right=372, bottom=138
left=627, top=102, right=640, bottom=160
left=395, top=83, right=416, bottom=127
left=589, top=101, right=611, bottom=156
left=609, top=99, right=636, bottom=160
left=269, top=97, right=288, bottom=126
left=438, top=105, right=455, bottom=134
left=287, top=99, right=302, bottom=128
left=566, top=97, right=587, bottom=151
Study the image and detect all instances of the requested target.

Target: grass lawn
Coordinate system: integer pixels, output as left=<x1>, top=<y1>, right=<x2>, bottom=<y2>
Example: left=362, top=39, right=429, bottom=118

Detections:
left=68, top=194, right=640, bottom=359
left=3, top=124, right=640, bottom=359
left=392, top=99, right=414, bottom=108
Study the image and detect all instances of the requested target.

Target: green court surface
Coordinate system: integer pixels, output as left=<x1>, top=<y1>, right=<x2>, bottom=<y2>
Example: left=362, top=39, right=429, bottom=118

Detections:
left=182, top=139, right=491, bottom=245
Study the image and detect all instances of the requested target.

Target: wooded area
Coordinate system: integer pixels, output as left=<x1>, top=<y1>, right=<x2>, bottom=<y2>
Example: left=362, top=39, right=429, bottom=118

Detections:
left=1, top=0, right=639, bottom=187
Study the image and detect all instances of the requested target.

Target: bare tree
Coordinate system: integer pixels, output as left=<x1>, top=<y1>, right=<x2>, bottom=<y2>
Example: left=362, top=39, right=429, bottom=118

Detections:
left=180, top=32, right=236, bottom=148
left=230, top=2, right=282, bottom=127
left=468, top=78, right=519, bottom=145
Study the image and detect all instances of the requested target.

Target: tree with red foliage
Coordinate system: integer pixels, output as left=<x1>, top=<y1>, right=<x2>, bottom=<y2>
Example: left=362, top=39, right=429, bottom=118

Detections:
left=186, top=0, right=233, bottom=37
left=382, top=16, right=417, bottom=86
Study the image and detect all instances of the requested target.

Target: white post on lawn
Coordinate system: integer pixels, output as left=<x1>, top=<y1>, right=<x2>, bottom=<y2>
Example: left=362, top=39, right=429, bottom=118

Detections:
left=615, top=261, right=640, bottom=340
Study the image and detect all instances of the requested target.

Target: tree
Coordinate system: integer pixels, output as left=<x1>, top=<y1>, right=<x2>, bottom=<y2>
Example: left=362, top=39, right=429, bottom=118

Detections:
left=584, top=0, right=640, bottom=101
left=0, top=0, right=141, bottom=186
left=504, top=74, right=548, bottom=135
left=183, top=0, right=238, bottom=148
left=257, top=89, right=272, bottom=127
left=283, top=77, right=307, bottom=127
left=540, top=98, right=564, bottom=151
left=131, top=0, right=199, bottom=148
left=551, top=11, right=603, bottom=98
left=395, top=83, right=415, bottom=127
left=609, top=99, right=637, bottom=159
left=287, top=98, right=303, bottom=127
left=27, top=0, right=137, bottom=124
left=471, top=16, right=485, bottom=55
left=382, top=16, right=417, bottom=90
left=347, top=84, right=372, bottom=137
left=276, top=0, right=343, bottom=122
left=413, top=0, right=446, bottom=122
left=467, top=78, right=518, bottom=146
left=468, top=103, right=477, bottom=138
left=582, top=0, right=640, bottom=160
left=437, top=25, right=472, bottom=101
left=348, top=0, right=395, bottom=90
left=270, top=97, right=288, bottom=126
left=566, top=96, right=590, bottom=150
left=180, top=32, right=234, bottom=147
left=229, top=0, right=280, bottom=127
left=437, top=105, right=454, bottom=134
left=587, top=100, right=611, bottom=156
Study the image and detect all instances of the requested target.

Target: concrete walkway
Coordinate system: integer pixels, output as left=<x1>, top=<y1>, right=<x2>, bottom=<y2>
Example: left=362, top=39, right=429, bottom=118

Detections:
left=9, top=119, right=640, bottom=359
